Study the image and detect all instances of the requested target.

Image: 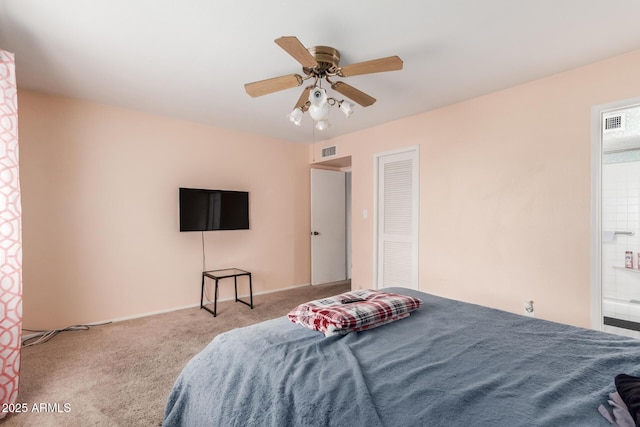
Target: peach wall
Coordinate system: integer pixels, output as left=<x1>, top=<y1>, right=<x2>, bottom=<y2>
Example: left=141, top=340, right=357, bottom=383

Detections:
left=19, top=91, right=310, bottom=329
left=313, top=49, right=640, bottom=328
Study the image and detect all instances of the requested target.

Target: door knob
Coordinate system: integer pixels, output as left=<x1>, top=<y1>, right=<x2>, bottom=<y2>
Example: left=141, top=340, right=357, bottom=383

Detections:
left=312, top=231, right=320, bottom=236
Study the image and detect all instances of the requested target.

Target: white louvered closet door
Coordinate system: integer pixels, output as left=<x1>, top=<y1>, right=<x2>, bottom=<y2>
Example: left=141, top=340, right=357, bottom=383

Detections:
left=376, top=148, right=419, bottom=290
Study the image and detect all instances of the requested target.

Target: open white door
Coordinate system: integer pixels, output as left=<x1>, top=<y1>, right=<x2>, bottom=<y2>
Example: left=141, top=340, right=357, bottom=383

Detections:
left=375, top=148, right=419, bottom=290
left=311, top=168, right=346, bottom=285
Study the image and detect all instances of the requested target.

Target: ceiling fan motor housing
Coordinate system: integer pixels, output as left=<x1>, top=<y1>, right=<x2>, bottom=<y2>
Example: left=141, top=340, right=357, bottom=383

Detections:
left=303, top=46, right=341, bottom=76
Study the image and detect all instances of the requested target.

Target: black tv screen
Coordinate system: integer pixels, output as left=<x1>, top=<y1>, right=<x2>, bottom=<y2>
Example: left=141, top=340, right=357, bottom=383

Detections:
left=179, top=188, right=249, bottom=232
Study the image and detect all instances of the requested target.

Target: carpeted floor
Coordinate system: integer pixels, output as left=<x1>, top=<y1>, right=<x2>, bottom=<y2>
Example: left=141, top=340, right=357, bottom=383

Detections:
left=3, top=281, right=350, bottom=427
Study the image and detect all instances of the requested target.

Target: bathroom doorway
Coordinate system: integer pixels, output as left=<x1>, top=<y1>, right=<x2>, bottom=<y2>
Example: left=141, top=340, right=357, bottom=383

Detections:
left=592, top=100, right=640, bottom=337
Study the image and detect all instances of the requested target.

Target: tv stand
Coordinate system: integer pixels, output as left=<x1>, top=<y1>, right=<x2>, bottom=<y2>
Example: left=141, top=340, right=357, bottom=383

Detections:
left=201, top=268, right=253, bottom=317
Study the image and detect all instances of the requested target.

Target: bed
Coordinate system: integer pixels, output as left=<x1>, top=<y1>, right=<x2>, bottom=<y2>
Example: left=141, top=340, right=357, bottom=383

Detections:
left=163, top=288, right=640, bottom=426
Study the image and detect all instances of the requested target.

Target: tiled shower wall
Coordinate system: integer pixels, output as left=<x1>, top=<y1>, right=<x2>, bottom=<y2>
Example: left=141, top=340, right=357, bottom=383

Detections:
left=602, top=160, right=640, bottom=322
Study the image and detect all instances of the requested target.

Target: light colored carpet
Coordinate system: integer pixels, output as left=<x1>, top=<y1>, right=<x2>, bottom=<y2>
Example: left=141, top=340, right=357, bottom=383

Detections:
left=3, top=281, right=350, bottom=427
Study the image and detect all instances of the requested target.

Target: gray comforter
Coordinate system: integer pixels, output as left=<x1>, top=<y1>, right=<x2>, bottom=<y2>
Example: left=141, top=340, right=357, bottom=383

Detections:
left=163, top=288, right=640, bottom=426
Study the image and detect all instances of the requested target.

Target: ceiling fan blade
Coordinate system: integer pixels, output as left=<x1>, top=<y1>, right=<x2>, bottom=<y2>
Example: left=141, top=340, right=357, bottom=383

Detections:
left=274, top=36, right=318, bottom=69
left=294, top=86, right=312, bottom=111
left=331, top=81, right=376, bottom=107
left=244, top=74, right=303, bottom=98
left=338, top=56, right=403, bottom=77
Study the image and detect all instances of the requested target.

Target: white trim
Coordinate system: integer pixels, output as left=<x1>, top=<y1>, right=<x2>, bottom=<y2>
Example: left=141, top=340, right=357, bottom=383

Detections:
left=590, top=97, right=640, bottom=330
left=590, top=104, right=603, bottom=331
left=373, top=145, right=420, bottom=289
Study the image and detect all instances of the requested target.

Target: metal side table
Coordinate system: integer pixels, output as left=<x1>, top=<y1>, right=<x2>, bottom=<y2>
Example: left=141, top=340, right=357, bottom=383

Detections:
left=201, top=268, right=253, bottom=317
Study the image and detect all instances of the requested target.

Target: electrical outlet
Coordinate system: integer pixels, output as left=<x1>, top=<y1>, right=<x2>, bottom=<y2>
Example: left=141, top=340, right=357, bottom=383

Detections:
left=524, top=300, right=535, bottom=317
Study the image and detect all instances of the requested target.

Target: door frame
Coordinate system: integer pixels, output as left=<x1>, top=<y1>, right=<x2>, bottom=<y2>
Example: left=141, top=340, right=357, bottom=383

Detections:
left=310, top=167, right=351, bottom=285
left=373, top=145, right=419, bottom=289
left=590, top=96, right=640, bottom=330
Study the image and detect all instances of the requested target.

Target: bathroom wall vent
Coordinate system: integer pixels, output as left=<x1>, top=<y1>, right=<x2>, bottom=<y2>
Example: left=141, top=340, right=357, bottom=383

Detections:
left=603, top=113, right=625, bottom=133
left=321, top=145, right=337, bottom=158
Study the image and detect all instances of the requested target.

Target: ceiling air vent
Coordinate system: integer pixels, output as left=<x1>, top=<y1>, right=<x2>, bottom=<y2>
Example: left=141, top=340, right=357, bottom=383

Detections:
left=321, top=145, right=337, bottom=158
left=603, top=114, right=625, bottom=133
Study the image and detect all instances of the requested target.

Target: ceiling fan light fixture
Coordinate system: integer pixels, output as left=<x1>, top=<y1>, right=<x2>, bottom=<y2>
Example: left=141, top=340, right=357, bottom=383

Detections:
left=339, top=100, right=354, bottom=118
left=315, top=119, right=330, bottom=131
left=308, top=87, right=330, bottom=122
left=287, top=107, right=304, bottom=126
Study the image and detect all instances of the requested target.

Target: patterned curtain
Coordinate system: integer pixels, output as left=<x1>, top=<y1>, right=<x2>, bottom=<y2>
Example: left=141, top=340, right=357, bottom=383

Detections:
left=0, top=49, right=22, bottom=418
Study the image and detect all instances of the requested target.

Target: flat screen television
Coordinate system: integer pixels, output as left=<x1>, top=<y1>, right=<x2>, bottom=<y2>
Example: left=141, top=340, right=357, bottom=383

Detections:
left=179, top=188, right=249, bottom=232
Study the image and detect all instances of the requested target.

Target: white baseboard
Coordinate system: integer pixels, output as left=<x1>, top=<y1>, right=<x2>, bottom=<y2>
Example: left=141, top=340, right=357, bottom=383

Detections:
left=24, top=282, right=315, bottom=337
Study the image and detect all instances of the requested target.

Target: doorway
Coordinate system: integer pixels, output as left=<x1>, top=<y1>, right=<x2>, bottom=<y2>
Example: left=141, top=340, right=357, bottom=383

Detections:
left=310, top=167, right=352, bottom=285
left=592, top=98, right=640, bottom=337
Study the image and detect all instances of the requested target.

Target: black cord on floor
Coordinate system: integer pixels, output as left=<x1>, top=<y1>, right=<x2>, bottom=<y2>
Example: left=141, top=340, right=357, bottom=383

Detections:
left=21, top=321, right=112, bottom=347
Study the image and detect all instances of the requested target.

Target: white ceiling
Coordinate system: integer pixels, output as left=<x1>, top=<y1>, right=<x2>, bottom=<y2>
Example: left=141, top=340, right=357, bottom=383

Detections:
left=2, top=1, right=640, bottom=144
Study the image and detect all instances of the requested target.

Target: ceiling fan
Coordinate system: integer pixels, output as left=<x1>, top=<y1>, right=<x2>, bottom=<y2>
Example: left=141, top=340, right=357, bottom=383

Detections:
left=244, top=36, right=403, bottom=130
